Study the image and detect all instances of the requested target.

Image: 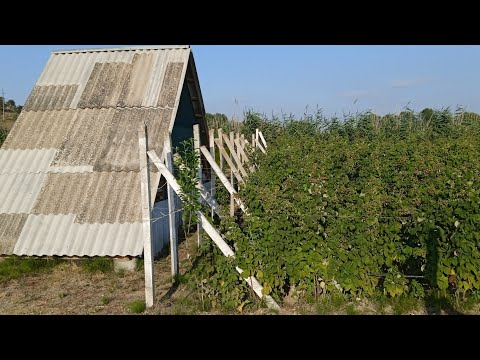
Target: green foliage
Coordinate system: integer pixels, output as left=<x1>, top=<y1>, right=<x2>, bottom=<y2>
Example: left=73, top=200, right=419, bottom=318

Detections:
left=0, top=257, right=62, bottom=283
left=243, top=110, right=263, bottom=137
left=81, top=258, right=113, bottom=273
left=185, top=235, right=255, bottom=312
left=172, top=137, right=251, bottom=311
left=194, top=107, right=480, bottom=307
left=0, top=127, right=7, bottom=146
left=81, top=257, right=113, bottom=273
left=174, top=138, right=201, bottom=237
left=127, top=299, right=146, bottom=314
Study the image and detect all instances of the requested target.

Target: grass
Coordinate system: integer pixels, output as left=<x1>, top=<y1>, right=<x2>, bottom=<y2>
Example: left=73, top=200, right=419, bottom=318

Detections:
left=458, top=291, right=480, bottom=312
left=101, top=296, right=111, bottom=305
left=390, top=296, right=421, bottom=315
left=313, top=292, right=424, bottom=315
left=81, top=258, right=113, bottom=273
left=0, top=257, right=62, bottom=283
left=315, top=293, right=348, bottom=314
left=128, top=300, right=146, bottom=314
left=135, top=259, right=144, bottom=271
left=345, top=303, right=360, bottom=315
left=423, top=292, right=463, bottom=315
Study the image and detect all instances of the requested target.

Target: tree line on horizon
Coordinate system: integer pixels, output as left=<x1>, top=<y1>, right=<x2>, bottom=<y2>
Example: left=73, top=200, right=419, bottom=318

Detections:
left=0, top=97, right=22, bottom=113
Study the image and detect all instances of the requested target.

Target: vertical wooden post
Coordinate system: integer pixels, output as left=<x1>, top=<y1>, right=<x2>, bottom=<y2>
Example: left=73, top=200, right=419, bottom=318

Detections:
left=138, top=124, right=155, bottom=308
left=209, top=128, right=216, bottom=218
left=235, top=132, right=241, bottom=163
left=165, top=136, right=178, bottom=279
left=218, top=128, right=224, bottom=171
left=193, top=124, right=202, bottom=246
left=252, top=133, right=256, bottom=149
left=241, top=134, right=245, bottom=163
left=229, top=131, right=235, bottom=217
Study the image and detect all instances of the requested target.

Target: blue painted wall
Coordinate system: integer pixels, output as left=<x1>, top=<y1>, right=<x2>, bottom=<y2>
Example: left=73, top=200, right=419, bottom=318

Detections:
left=172, top=81, right=196, bottom=149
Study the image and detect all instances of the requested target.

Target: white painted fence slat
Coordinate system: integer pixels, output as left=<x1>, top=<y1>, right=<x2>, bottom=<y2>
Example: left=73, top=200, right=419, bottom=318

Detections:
left=209, top=128, right=216, bottom=218
left=214, top=138, right=245, bottom=184
left=258, top=130, right=267, bottom=149
left=222, top=133, right=248, bottom=179
left=164, top=136, right=178, bottom=278
left=235, top=138, right=255, bottom=173
left=257, top=141, right=267, bottom=154
left=148, top=150, right=220, bottom=216
left=138, top=126, right=155, bottom=308
left=193, top=125, right=203, bottom=246
left=199, top=146, right=247, bottom=213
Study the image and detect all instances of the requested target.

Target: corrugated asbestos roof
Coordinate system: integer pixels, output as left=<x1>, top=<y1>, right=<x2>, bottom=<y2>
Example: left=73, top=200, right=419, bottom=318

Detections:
left=0, top=45, right=195, bottom=257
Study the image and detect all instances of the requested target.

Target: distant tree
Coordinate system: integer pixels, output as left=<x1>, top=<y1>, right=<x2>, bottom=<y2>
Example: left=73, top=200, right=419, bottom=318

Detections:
left=16, top=105, right=23, bottom=113
left=5, top=99, right=16, bottom=112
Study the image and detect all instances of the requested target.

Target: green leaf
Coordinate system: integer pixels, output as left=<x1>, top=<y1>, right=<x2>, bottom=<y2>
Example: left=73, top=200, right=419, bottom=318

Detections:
left=437, top=276, right=449, bottom=290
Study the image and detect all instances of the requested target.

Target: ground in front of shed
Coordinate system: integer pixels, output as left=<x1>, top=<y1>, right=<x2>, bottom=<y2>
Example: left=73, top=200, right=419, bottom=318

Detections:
left=1, top=232, right=479, bottom=315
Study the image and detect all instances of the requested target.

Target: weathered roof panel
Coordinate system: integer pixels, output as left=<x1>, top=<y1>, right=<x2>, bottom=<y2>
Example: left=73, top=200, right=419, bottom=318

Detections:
left=0, top=45, right=197, bottom=257
left=23, top=85, right=78, bottom=112
left=2, top=110, right=77, bottom=150
left=32, top=48, right=189, bottom=110
left=31, top=171, right=160, bottom=224
left=0, top=214, right=28, bottom=255
left=13, top=214, right=143, bottom=257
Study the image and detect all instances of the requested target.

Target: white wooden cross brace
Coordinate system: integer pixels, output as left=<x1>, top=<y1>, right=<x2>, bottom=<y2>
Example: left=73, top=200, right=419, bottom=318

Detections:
left=222, top=133, right=248, bottom=178
left=214, top=138, right=245, bottom=184
left=199, top=146, right=247, bottom=214
left=258, top=130, right=268, bottom=149
left=147, top=150, right=221, bottom=217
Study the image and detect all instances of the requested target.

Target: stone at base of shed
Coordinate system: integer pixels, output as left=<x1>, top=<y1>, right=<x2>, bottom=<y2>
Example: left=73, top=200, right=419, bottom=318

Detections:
left=113, top=258, right=137, bottom=272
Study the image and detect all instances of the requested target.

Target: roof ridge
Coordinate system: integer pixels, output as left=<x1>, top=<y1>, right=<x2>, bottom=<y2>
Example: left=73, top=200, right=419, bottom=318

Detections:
left=52, top=45, right=190, bottom=54
left=21, top=105, right=176, bottom=114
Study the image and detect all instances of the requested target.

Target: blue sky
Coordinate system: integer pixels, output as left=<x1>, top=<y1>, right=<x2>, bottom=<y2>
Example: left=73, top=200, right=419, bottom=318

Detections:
left=0, top=45, right=479, bottom=119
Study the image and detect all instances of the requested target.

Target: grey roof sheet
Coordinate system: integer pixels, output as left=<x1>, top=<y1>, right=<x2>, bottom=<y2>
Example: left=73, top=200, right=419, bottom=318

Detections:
left=13, top=214, right=143, bottom=257
left=0, top=46, right=193, bottom=257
